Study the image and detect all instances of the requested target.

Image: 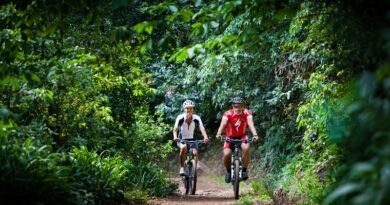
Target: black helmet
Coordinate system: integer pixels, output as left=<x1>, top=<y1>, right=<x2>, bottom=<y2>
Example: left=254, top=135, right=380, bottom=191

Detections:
left=230, top=96, right=244, bottom=104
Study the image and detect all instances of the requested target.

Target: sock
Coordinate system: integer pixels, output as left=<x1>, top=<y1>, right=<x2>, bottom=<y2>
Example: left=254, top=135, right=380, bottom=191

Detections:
left=242, top=167, right=247, bottom=172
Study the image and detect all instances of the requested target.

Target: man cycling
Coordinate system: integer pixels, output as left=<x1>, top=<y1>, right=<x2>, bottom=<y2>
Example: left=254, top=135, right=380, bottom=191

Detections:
left=216, top=96, right=259, bottom=183
left=173, top=100, right=209, bottom=176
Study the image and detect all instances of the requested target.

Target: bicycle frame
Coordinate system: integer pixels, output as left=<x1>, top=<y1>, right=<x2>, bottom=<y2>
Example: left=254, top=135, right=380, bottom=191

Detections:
left=224, top=137, right=253, bottom=199
left=180, top=139, right=205, bottom=195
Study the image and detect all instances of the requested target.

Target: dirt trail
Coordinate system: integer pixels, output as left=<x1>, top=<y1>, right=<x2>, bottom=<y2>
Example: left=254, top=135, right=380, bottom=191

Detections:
left=149, top=161, right=251, bottom=205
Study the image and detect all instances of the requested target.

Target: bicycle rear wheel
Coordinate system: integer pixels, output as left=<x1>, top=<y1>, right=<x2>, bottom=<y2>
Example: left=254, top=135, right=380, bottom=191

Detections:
left=233, top=159, right=240, bottom=199
left=190, top=156, right=198, bottom=195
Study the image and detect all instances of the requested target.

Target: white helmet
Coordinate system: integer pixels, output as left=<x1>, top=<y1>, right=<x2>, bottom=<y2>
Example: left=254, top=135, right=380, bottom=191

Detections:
left=182, top=100, right=195, bottom=108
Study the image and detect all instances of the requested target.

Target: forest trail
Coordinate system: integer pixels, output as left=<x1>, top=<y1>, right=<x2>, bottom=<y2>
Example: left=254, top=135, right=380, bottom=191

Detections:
left=149, top=161, right=269, bottom=205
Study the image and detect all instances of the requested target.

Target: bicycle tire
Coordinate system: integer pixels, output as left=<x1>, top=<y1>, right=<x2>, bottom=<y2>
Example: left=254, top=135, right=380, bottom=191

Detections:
left=184, top=162, right=190, bottom=195
left=233, top=159, right=240, bottom=199
left=190, top=156, right=198, bottom=195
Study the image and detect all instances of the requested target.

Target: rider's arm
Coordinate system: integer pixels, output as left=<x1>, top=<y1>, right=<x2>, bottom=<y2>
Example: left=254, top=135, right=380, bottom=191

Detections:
left=173, top=116, right=180, bottom=141
left=247, top=116, right=258, bottom=137
left=173, top=126, right=179, bottom=140
left=216, top=117, right=228, bottom=136
left=196, top=115, right=209, bottom=142
left=199, top=124, right=209, bottom=141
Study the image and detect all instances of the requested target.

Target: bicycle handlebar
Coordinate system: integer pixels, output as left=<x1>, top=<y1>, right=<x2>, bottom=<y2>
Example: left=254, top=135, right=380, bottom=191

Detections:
left=224, top=137, right=254, bottom=143
left=179, top=139, right=206, bottom=144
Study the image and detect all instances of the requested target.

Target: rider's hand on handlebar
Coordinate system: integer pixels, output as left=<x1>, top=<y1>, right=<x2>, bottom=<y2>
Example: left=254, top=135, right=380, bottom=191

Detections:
left=216, top=134, right=223, bottom=141
left=173, top=138, right=180, bottom=143
left=204, top=138, right=209, bottom=144
left=253, top=135, right=259, bottom=142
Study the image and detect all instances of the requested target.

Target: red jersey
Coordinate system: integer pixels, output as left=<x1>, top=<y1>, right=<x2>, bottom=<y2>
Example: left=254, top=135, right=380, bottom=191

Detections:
left=223, top=108, right=253, bottom=137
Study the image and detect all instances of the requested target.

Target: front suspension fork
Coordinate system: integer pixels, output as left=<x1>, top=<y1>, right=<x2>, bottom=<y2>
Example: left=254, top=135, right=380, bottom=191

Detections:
left=230, top=150, right=242, bottom=181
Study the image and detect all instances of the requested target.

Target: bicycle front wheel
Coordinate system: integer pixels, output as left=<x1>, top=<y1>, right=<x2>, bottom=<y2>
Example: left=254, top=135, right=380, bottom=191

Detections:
left=233, top=159, right=240, bottom=199
left=184, top=162, right=190, bottom=195
left=190, top=156, right=198, bottom=195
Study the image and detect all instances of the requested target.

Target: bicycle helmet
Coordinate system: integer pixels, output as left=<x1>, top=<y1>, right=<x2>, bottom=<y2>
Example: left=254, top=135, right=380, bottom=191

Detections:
left=230, top=96, right=244, bottom=104
left=182, top=100, right=195, bottom=108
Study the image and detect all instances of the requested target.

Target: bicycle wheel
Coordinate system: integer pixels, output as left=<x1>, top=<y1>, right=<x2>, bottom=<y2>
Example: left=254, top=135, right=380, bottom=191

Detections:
left=233, top=159, right=240, bottom=199
left=190, top=156, right=198, bottom=195
left=184, top=162, right=190, bottom=195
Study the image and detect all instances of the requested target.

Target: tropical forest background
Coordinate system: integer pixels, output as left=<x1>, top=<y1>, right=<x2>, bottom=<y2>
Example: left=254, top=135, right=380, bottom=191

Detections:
left=0, top=0, right=389, bottom=204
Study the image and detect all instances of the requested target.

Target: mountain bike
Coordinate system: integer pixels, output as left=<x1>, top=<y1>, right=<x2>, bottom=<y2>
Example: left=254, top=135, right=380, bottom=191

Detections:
left=224, top=137, right=253, bottom=199
left=180, top=139, right=205, bottom=195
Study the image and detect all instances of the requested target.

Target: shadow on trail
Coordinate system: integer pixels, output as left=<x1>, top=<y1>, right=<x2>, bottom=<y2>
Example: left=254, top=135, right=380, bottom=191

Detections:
left=149, top=194, right=237, bottom=205
left=166, top=194, right=235, bottom=201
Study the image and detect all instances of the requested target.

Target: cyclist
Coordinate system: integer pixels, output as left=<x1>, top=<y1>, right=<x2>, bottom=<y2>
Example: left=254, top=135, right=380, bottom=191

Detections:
left=173, top=100, right=209, bottom=176
left=216, top=96, right=259, bottom=183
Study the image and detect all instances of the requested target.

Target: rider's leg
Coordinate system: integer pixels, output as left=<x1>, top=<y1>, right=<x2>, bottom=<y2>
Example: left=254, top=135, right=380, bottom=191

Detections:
left=241, top=143, right=250, bottom=168
left=223, top=148, right=233, bottom=183
left=180, top=144, right=187, bottom=167
left=241, top=142, right=250, bottom=180
left=192, top=148, right=199, bottom=167
left=192, top=148, right=198, bottom=157
left=223, top=148, right=233, bottom=171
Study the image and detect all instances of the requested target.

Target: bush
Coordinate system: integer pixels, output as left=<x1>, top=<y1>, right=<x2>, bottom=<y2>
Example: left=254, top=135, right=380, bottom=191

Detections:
left=124, top=189, right=148, bottom=205
left=0, top=136, right=74, bottom=204
left=68, top=146, right=128, bottom=204
left=124, top=162, right=177, bottom=197
left=324, top=71, right=390, bottom=205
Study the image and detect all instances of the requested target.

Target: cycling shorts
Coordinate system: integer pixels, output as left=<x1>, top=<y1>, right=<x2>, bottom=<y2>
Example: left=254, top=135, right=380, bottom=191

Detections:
left=224, top=135, right=248, bottom=150
left=177, top=140, right=199, bottom=150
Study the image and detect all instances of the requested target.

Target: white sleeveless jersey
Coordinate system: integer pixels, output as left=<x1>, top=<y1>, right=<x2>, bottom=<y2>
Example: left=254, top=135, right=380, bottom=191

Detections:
left=174, top=114, right=204, bottom=139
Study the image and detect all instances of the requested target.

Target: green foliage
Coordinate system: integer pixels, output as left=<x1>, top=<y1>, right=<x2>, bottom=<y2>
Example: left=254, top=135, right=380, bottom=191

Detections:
left=0, top=136, right=73, bottom=204
left=124, top=189, right=148, bottom=205
left=324, top=70, right=390, bottom=205
left=0, top=134, right=175, bottom=204
left=138, top=0, right=388, bottom=204
left=1, top=1, right=176, bottom=204
left=0, top=134, right=128, bottom=204
left=68, top=146, right=128, bottom=204
left=239, top=180, right=272, bottom=205
left=1, top=0, right=388, bottom=204
left=251, top=180, right=272, bottom=200
left=125, top=109, right=173, bottom=161
left=124, top=162, right=177, bottom=197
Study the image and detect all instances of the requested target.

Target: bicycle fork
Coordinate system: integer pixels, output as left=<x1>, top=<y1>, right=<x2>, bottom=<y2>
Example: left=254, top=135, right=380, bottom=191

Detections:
left=231, top=148, right=242, bottom=182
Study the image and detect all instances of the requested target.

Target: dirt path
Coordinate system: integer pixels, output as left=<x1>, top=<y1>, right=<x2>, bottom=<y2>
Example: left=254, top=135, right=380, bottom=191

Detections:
left=149, top=161, right=252, bottom=205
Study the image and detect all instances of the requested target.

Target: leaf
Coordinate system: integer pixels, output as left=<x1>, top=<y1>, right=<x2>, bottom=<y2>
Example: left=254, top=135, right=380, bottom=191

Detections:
left=45, top=90, right=54, bottom=101
left=350, top=162, right=374, bottom=177
left=195, top=0, right=202, bottom=7
left=0, top=105, right=12, bottom=119
left=15, top=51, right=25, bottom=60
left=112, top=0, right=129, bottom=9
left=31, top=73, right=41, bottom=83
left=145, top=25, right=153, bottom=35
left=157, top=37, right=166, bottom=46
left=202, top=23, right=209, bottom=36
left=169, top=5, right=178, bottom=13
left=85, top=11, right=93, bottom=25
left=210, top=21, right=219, bottom=28
left=133, top=21, right=148, bottom=33
left=140, top=39, right=152, bottom=54
left=187, top=47, right=195, bottom=59
left=323, top=183, right=363, bottom=205
left=169, top=48, right=189, bottom=62
left=181, top=9, right=194, bottom=22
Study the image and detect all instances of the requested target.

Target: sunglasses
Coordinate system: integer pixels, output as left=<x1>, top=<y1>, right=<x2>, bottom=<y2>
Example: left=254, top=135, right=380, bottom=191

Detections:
left=185, top=107, right=194, bottom=110
left=233, top=104, right=242, bottom=108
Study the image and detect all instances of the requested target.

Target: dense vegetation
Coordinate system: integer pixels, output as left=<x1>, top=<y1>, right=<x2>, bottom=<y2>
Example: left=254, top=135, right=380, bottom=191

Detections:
left=1, top=0, right=388, bottom=204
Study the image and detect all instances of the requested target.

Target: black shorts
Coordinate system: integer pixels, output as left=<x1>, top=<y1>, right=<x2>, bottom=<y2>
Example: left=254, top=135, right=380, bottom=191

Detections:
left=177, top=139, right=199, bottom=150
